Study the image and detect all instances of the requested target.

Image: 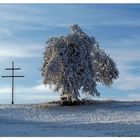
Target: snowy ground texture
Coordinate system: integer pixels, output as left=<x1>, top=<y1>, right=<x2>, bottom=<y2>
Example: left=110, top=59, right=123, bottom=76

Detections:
left=0, top=101, right=140, bottom=137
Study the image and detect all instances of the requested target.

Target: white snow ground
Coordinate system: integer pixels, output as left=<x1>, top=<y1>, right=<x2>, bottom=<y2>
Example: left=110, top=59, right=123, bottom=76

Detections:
left=0, top=101, right=140, bottom=137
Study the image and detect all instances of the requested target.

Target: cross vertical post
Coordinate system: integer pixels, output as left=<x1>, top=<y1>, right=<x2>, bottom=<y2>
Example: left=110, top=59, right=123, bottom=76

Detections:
left=12, top=62, right=14, bottom=105
left=2, top=61, right=24, bottom=105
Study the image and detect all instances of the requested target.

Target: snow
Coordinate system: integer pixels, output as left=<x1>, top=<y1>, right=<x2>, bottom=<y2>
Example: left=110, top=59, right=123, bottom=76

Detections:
left=0, top=102, right=140, bottom=136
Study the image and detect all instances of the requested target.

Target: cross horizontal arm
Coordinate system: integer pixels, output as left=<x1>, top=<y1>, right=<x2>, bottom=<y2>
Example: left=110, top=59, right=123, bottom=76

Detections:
left=13, top=76, right=25, bottom=78
left=5, top=68, right=21, bottom=70
left=2, top=76, right=25, bottom=78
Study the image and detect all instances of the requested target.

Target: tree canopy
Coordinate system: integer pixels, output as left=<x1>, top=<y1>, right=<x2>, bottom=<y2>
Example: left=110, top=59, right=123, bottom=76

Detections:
left=41, top=24, right=119, bottom=100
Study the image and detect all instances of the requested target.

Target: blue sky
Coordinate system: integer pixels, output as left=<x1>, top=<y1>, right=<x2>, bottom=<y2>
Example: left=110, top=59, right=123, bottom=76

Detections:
left=0, top=4, right=140, bottom=104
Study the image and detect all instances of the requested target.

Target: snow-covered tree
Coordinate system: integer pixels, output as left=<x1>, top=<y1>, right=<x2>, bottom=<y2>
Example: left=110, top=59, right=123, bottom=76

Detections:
left=41, top=24, right=119, bottom=101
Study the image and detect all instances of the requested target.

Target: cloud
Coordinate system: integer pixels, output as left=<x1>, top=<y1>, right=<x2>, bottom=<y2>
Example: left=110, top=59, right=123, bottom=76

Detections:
left=114, top=76, right=140, bottom=90
left=0, top=5, right=45, bottom=23
left=98, top=20, right=140, bottom=27
left=127, top=93, right=140, bottom=101
left=0, top=87, right=11, bottom=94
left=0, top=28, right=12, bottom=36
left=110, top=62, right=140, bottom=91
left=100, top=37, right=140, bottom=91
left=0, top=84, right=59, bottom=104
left=0, top=43, right=43, bottom=58
left=103, top=37, right=140, bottom=61
left=21, top=84, right=56, bottom=94
left=1, top=4, right=139, bottom=33
left=0, top=84, right=57, bottom=95
left=106, top=48, right=140, bottom=63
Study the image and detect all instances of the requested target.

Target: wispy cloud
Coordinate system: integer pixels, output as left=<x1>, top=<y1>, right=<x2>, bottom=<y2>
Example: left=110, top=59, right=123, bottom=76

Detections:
left=106, top=48, right=140, bottom=62
left=0, top=5, right=46, bottom=23
left=0, top=84, right=59, bottom=104
left=0, top=43, right=43, bottom=58
left=0, top=87, right=11, bottom=94
left=103, top=38, right=140, bottom=62
left=99, top=37, right=140, bottom=91
left=114, top=76, right=140, bottom=90
left=21, top=84, right=56, bottom=94
left=127, top=92, right=140, bottom=101
left=1, top=4, right=139, bottom=33
left=97, top=20, right=140, bottom=27
left=0, top=84, right=57, bottom=95
left=0, top=28, right=12, bottom=36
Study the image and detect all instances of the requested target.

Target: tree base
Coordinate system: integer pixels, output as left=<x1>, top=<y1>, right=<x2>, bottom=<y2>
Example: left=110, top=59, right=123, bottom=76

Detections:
left=59, top=100, right=78, bottom=106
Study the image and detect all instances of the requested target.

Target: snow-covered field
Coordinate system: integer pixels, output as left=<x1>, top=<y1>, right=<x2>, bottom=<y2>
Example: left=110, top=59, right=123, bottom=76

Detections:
left=0, top=101, right=140, bottom=137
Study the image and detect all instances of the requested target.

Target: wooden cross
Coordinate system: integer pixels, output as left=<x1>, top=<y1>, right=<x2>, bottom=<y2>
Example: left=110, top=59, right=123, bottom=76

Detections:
left=2, top=62, right=24, bottom=105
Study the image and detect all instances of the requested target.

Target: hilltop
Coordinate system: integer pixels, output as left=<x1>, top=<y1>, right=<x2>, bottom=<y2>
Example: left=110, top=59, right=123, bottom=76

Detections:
left=0, top=100, right=140, bottom=136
